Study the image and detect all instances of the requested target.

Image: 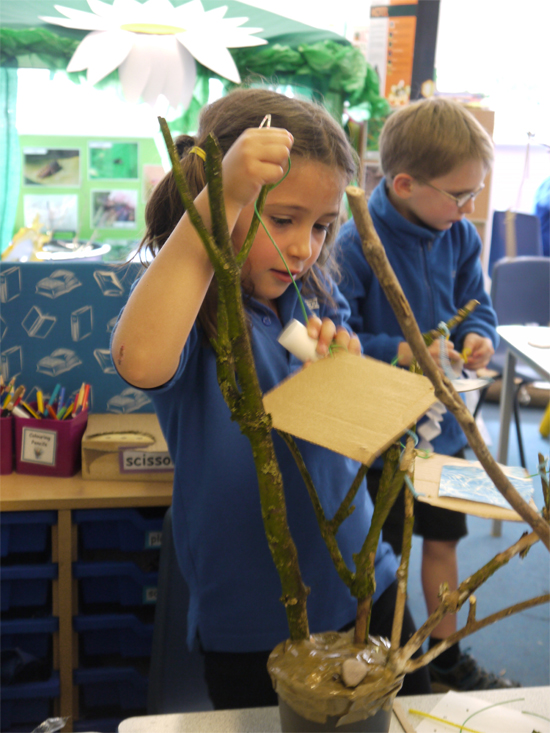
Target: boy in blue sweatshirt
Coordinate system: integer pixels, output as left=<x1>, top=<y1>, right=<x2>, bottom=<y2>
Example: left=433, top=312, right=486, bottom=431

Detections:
left=337, top=98, right=518, bottom=692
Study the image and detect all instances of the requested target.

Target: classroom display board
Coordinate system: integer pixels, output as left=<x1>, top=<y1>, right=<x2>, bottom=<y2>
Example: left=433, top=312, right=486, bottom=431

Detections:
left=0, top=261, right=155, bottom=414
left=14, top=135, right=164, bottom=245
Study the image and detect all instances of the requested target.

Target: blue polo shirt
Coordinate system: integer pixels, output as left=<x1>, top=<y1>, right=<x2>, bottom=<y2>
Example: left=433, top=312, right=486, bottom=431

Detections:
left=337, top=180, right=499, bottom=460
left=137, top=280, right=398, bottom=652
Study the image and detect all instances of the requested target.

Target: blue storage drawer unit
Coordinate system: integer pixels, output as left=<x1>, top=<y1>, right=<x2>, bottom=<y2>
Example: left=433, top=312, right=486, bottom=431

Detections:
left=74, top=508, right=163, bottom=551
left=1, top=617, right=58, bottom=659
left=0, top=673, right=59, bottom=730
left=74, top=614, right=154, bottom=658
left=1, top=511, right=57, bottom=557
left=74, top=562, right=158, bottom=606
left=75, top=667, right=148, bottom=712
left=0, top=564, right=58, bottom=612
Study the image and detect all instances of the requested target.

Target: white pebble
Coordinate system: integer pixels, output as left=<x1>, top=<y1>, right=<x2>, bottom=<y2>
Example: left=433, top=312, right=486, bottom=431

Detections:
left=341, top=658, right=369, bottom=687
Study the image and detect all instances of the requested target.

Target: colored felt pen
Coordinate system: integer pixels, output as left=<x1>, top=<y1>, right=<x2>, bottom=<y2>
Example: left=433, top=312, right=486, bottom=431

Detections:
left=62, top=404, right=74, bottom=420
left=36, top=390, right=44, bottom=415
left=72, top=383, right=85, bottom=416
left=20, top=401, right=41, bottom=419
left=82, top=383, right=90, bottom=411
left=46, top=404, right=59, bottom=420
left=56, top=387, right=66, bottom=416
left=48, top=383, right=61, bottom=409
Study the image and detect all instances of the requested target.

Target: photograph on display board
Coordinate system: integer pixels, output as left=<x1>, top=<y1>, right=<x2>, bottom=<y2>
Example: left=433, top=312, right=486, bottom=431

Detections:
left=23, top=148, right=81, bottom=187
left=89, top=141, right=139, bottom=180
left=143, top=164, right=166, bottom=202
left=23, top=194, right=79, bottom=232
left=91, top=190, right=137, bottom=228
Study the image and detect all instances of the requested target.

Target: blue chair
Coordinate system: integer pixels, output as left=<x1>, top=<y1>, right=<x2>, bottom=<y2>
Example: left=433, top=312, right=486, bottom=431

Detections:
left=488, top=210, right=543, bottom=276
left=473, top=256, right=550, bottom=467
left=147, top=507, right=213, bottom=714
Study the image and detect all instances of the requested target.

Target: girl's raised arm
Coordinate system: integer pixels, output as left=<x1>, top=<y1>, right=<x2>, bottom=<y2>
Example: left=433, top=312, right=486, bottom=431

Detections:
left=111, top=128, right=293, bottom=390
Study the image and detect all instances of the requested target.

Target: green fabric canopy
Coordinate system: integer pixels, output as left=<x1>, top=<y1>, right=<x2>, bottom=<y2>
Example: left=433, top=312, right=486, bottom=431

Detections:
left=0, top=1, right=390, bottom=249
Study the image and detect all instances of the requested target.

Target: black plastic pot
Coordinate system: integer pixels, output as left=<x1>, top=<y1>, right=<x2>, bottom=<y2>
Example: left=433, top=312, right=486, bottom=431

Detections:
left=278, top=696, right=392, bottom=733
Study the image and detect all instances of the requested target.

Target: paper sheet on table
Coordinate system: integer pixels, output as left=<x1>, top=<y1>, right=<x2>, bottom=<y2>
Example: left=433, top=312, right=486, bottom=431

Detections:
left=439, top=464, right=535, bottom=509
left=414, top=690, right=550, bottom=733
left=413, top=453, right=540, bottom=521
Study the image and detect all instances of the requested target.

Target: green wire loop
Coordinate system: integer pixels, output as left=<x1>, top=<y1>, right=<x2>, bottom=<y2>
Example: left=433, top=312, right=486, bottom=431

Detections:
left=253, top=156, right=310, bottom=325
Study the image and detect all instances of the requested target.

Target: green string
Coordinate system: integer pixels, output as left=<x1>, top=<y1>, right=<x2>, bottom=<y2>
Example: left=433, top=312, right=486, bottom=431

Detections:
left=253, top=156, right=309, bottom=325
left=458, top=697, right=526, bottom=732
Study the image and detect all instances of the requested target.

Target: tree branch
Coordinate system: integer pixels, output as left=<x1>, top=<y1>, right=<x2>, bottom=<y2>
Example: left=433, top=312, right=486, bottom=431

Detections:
left=277, top=430, right=355, bottom=587
left=161, top=121, right=310, bottom=640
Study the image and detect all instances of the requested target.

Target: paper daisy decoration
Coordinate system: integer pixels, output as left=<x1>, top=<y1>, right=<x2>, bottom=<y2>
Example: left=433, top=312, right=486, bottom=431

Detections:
left=41, top=0, right=267, bottom=109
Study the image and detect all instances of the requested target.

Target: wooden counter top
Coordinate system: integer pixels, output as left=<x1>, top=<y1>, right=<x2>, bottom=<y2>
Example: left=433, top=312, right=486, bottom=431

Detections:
left=0, top=471, right=173, bottom=511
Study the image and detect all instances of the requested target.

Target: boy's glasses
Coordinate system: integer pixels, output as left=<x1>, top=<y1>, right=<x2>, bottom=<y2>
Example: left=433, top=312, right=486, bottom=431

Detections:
left=423, top=181, right=485, bottom=209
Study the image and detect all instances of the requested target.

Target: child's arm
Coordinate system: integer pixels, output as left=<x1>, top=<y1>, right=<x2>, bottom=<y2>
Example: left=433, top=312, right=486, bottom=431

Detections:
left=112, top=128, right=293, bottom=389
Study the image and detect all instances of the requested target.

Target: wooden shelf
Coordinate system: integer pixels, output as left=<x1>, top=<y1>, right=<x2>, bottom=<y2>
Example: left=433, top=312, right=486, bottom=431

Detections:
left=1, top=471, right=172, bottom=730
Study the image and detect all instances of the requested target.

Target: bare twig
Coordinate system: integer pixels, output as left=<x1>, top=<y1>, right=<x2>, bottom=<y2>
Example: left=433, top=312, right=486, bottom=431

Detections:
left=404, top=593, right=550, bottom=673
left=391, top=529, right=543, bottom=671
left=346, top=185, right=550, bottom=550
left=390, top=477, right=415, bottom=653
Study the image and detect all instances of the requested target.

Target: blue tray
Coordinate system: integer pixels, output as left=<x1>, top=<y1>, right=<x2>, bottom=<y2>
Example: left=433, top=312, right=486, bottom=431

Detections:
left=0, top=672, right=59, bottom=729
left=0, top=564, right=58, bottom=612
left=74, top=614, right=154, bottom=657
left=75, top=666, right=148, bottom=711
left=74, top=508, right=164, bottom=551
left=1, top=617, right=58, bottom=659
left=74, top=562, right=158, bottom=606
left=1, top=511, right=57, bottom=557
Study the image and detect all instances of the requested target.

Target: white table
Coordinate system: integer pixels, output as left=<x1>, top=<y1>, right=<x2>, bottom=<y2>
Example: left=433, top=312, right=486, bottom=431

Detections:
left=118, top=686, right=550, bottom=732
left=494, top=325, right=550, bottom=536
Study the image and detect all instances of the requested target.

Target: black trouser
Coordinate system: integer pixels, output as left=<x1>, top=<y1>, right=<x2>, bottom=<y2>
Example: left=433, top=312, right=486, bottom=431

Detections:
left=202, top=579, right=431, bottom=710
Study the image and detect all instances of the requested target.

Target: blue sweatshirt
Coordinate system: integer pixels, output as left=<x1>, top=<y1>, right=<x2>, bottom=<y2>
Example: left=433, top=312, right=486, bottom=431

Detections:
left=337, top=179, right=498, bottom=458
left=124, top=279, right=398, bottom=653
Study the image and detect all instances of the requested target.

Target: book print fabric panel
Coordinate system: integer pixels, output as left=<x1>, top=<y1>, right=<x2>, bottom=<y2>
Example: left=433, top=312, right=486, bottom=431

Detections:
left=0, top=261, right=154, bottom=414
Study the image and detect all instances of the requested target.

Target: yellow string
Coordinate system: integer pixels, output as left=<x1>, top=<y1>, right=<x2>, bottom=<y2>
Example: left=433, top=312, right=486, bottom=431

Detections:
left=408, top=709, right=484, bottom=733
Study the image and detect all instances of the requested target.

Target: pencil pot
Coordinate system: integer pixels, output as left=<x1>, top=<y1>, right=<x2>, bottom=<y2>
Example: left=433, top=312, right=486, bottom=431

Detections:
left=14, top=404, right=88, bottom=477
left=0, top=415, right=14, bottom=474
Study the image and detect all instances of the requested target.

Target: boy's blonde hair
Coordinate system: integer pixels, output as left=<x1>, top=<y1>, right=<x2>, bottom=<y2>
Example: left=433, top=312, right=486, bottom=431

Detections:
left=379, top=98, right=494, bottom=183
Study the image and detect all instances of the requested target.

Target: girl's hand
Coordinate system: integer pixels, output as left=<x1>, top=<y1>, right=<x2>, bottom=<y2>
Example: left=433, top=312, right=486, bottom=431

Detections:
left=462, top=333, right=494, bottom=370
left=222, top=128, right=293, bottom=211
left=306, top=316, right=361, bottom=359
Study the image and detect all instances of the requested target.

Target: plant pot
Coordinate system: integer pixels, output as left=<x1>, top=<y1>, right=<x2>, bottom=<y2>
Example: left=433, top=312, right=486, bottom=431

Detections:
left=277, top=696, right=392, bottom=732
left=268, top=631, right=403, bottom=733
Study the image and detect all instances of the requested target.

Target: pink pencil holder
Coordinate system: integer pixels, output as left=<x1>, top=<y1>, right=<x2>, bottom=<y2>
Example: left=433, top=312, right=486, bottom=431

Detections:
left=14, top=404, right=88, bottom=477
left=0, top=415, right=14, bottom=475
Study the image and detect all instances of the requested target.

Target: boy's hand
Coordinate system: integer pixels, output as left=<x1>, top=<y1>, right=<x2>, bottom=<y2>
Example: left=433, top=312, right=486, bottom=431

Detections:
left=222, top=127, right=293, bottom=210
left=462, top=333, right=494, bottom=371
left=307, top=316, right=361, bottom=359
left=398, top=339, right=461, bottom=371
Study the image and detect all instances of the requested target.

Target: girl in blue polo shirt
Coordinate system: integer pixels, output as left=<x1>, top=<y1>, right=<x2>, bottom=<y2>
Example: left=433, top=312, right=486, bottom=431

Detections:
left=112, top=88, right=429, bottom=708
